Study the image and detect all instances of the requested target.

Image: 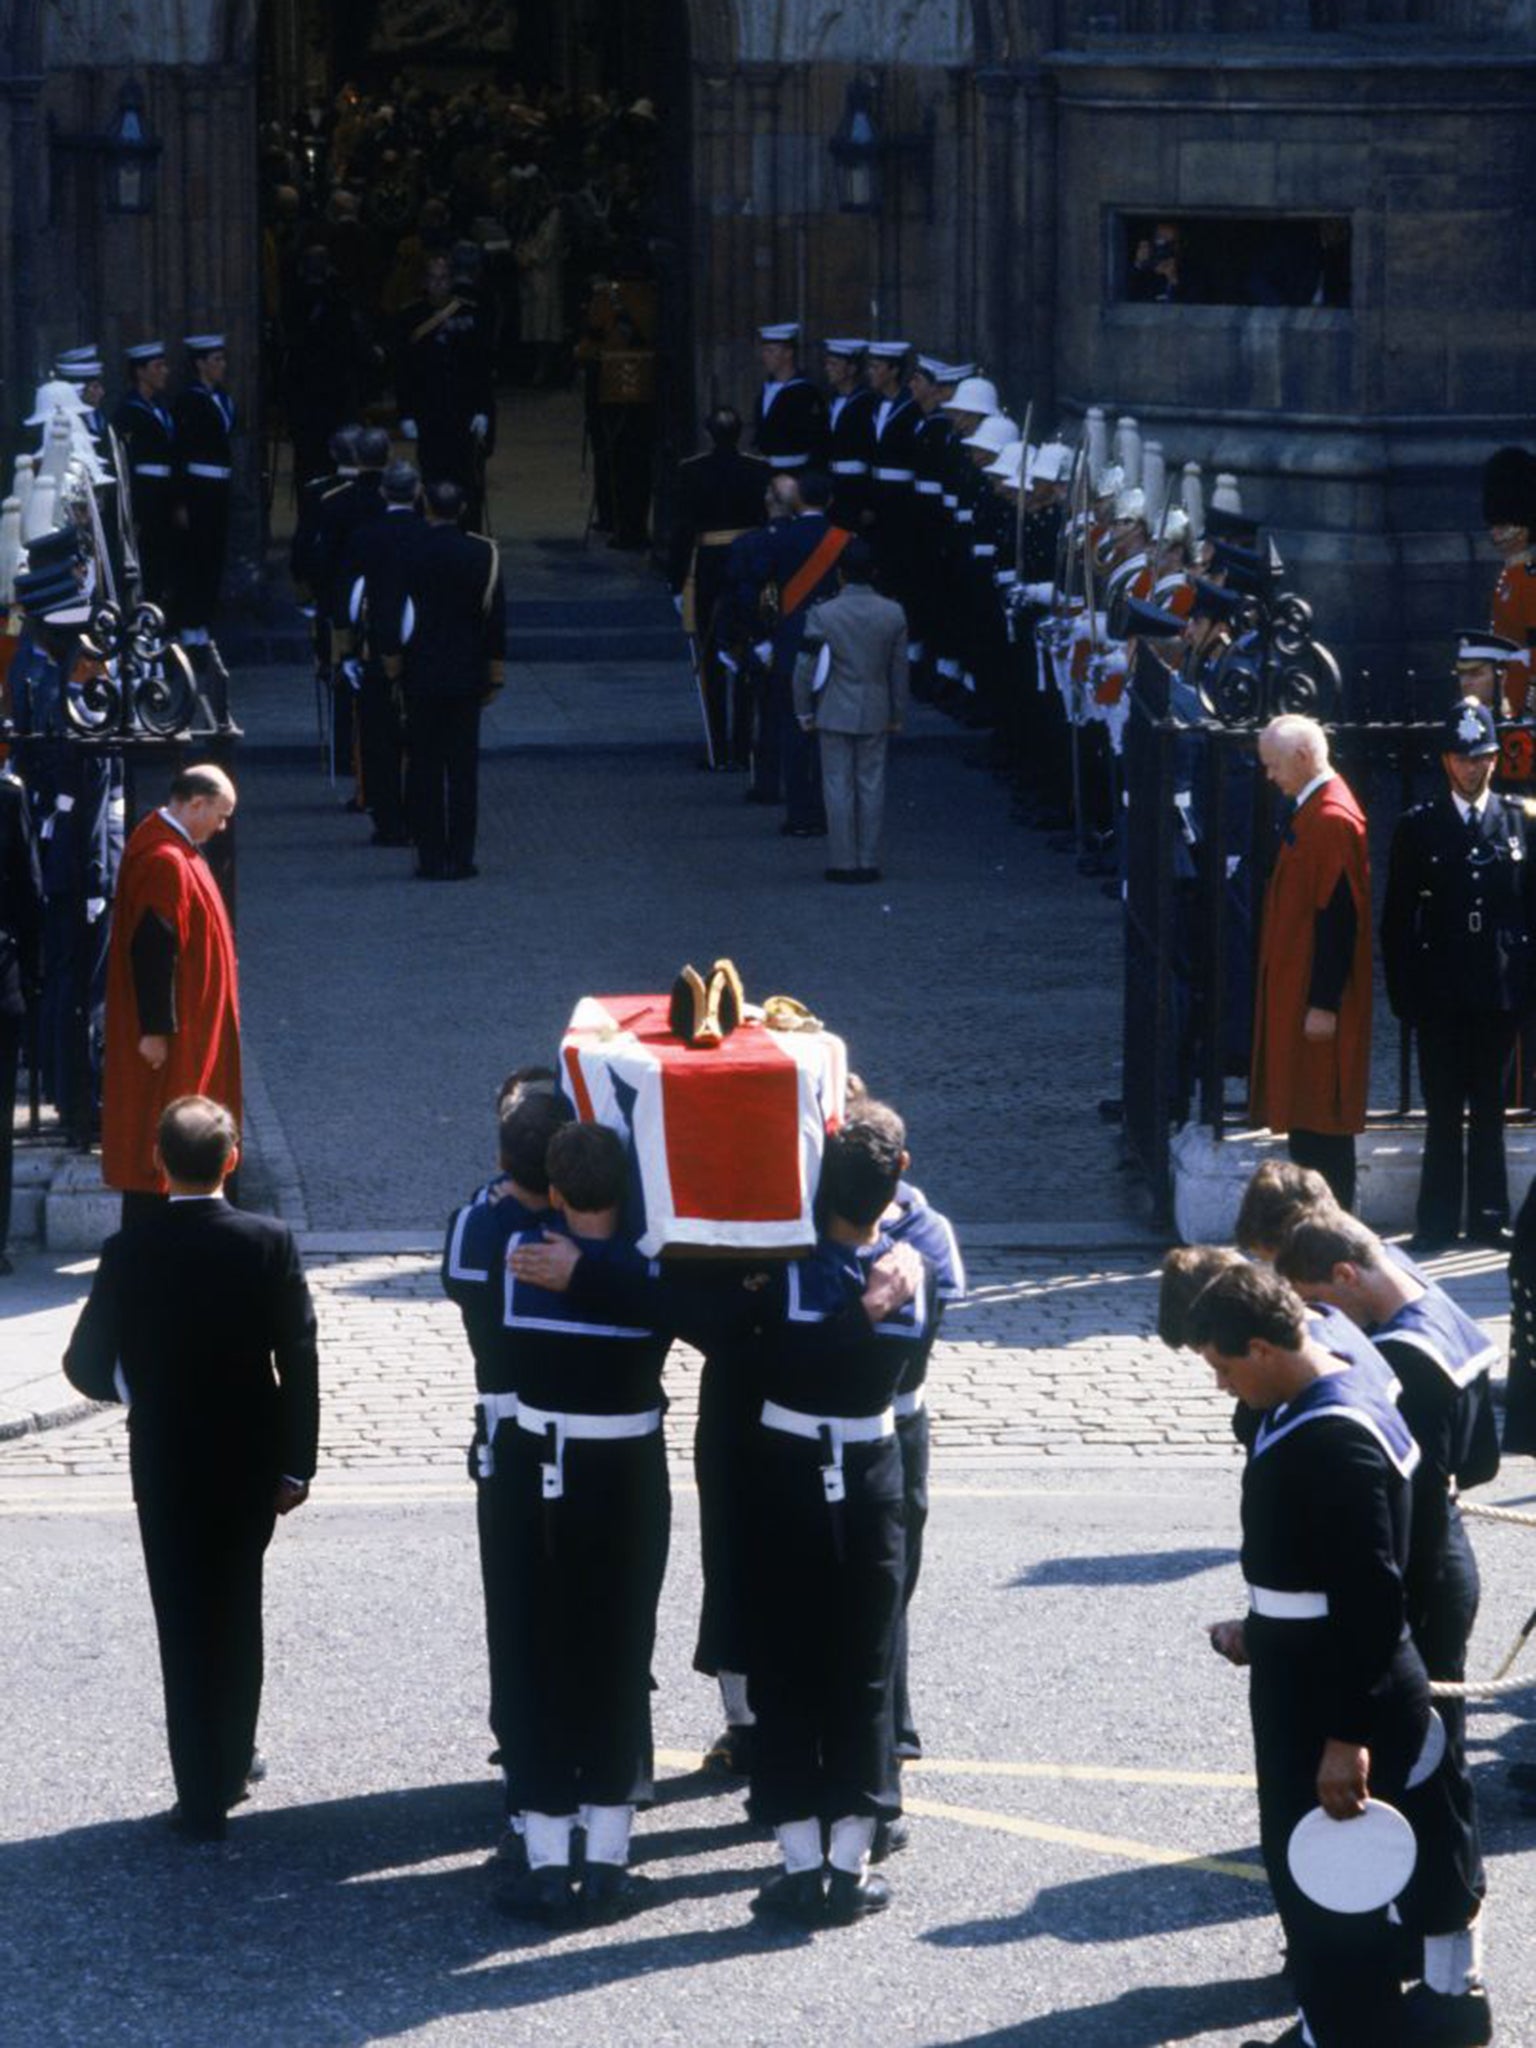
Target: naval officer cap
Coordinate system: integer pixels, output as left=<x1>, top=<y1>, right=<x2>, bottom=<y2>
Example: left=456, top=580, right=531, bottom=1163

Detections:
left=14, top=564, right=90, bottom=626
left=1443, top=697, right=1500, bottom=759
left=124, top=339, right=167, bottom=363
left=757, top=322, right=800, bottom=343
left=1455, top=629, right=1522, bottom=667
left=821, top=337, right=868, bottom=359
left=184, top=333, right=228, bottom=355
left=865, top=339, right=911, bottom=362
left=22, top=525, right=83, bottom=573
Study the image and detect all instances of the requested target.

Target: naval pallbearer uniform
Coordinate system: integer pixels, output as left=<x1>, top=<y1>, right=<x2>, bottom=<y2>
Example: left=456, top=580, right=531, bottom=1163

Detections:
left=1382, top=698, right=1536, bottom=1246
left=751, top=322, right=828, bottom=478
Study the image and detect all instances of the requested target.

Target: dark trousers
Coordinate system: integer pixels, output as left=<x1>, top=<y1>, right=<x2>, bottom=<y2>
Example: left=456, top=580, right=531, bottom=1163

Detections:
left=136, top=1479, right=275, bottom=1825
left=473, top=1417, right=523, bottom=1804
left=1507, top=1188, right=1536, bottom=1453
left=404, top=693, right=481, bottom=875
left=746, top=1430, right=905, bottom=1827
left=1416, top=1012, right=1517, bottom=1239
left=0, top=1010, right=19, bottom=1254
left=700, top=652, right=752, bottom=770
left=781, top=696, right=826, bottom=832
left=1401, top=1514, right=1486, bottom=1934
left=500, top=1427, right=671, bottom=1816
left=892, top=1404, right=930, bottom=1760
left=1286, top=1129, right=1356, bottom=1212
left=176, top=481, right=230, bottom=633
left=692, top=1353, right=758, bottom=1679
left=749, top=658, right=785, bottom=803
left=358, top=663, right=406, bottom=837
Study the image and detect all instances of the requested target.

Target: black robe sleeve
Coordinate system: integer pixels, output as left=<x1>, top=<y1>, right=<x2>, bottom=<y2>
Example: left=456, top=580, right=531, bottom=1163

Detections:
left=129, top=909, right=178, bottom=1035
left=1305, top=1425, right=1412, bottom=1746
left=268, top=1226, right=321, bottom=1482
left=1308, top=871, right=1357, bottom=1012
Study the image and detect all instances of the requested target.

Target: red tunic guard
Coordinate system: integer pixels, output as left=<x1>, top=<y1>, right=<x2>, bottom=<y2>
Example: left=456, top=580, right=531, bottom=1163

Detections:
left=101, top=812, right=241, bottom=1193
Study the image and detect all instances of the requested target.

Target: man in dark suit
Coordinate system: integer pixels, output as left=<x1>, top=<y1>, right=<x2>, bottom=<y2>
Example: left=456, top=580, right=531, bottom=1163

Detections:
left=667, top=407, right=769, bottom=769
left=63, top=1095, right=320, bottom=1842
left=1383, top=696, right=1536, bottom=1248
left=382, top=478, right=507, bottom=881
left=0, top=769, right=45, bottom=1274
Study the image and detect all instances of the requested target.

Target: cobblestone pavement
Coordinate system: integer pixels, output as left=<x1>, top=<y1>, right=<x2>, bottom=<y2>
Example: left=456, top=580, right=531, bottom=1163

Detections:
left=3, top=1244, right=1515, bottom=1482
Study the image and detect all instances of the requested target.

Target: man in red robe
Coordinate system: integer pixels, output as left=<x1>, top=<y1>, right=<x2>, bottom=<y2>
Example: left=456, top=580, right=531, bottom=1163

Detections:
left=102, top=765, right=240, bottom=1221
left=1250, top=715, right=1372, bottom=1209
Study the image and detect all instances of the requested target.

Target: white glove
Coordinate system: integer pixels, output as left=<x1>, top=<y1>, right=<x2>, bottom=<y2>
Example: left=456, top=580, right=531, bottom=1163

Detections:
left=399, top=418, right=418, bottom=442
left=752, top=639, right=773, bottom=666
left=1019, top=581, right=1055, bottom=606
left=671, top=593, right=684, bottom=617
left=470, top=413, right=489, bottom=441
left=341, top=658, right=363, bottom=691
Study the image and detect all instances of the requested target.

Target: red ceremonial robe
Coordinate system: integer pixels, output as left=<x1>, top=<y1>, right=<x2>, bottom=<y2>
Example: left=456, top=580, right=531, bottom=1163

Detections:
left=1250, top=773, right=1372, bottom=1138
left=101, top=812, right=241, bottom=1192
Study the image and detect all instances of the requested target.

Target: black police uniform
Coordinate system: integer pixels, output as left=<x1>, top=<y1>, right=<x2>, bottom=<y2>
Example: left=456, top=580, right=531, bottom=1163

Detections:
left=396, top=291, right=495, bottom=506
left=386, top=521, right=506, bottom=877
left=111, top=392, right=178, bottom=612
left=667, top=444, right=770, bottom=767
left=1369, top=1287, right=1497, bottom=1948
left=441, top=1188, right=547, bottom=1806
left=827, top=385, right=879, bottom=532
left=173, top=378, right=237, bottom=633
left=495, top=1227, right=672, bottom=1824
left=1382, top=729, right=1536, bottom=1243
left=752, top=374, right=828, bottom=477
left=1239, top=1366, right=1456, bottom=2047
left=337, top=501, right=421, bottom=840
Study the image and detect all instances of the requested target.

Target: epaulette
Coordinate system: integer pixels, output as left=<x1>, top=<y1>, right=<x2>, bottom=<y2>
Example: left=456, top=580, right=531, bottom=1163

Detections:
left=320, top=480, right=351, bottom=502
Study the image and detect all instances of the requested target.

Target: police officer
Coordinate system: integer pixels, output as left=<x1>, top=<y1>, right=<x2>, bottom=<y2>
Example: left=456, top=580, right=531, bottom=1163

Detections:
left=112, top=341, right=178, bottom=613
left=667, top=408, right=769, bottom=768
left=174, top=334, right=238, bottom=647
left=1382, top=697, right=1536, bottom=1249
left=751, top=323, right=828, bottom=478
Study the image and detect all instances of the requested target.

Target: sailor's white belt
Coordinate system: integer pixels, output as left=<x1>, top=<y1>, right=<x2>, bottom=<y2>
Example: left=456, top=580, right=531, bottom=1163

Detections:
left=133, top=463, right=171, bottom=478
left=874, top=467, right=914, bottom=483
left=831, top=460, right=868, bottom=476
left=997, top=570, right=1019, bottom=585
left=955, top=509, right=975, bottom=525
left=768, top=454, right=809, bottom=470
left=761, top=1399, right=895, bottom=1445
left=1248, top=1584, right=1329, bottom=1620
left=476, top=1390, right=520, bottom=1429
left=893, top=1387, right=927, bottom=1419
left=972, top=543, right=997, bottom=558
left=186, top=463, right=232, bottom=480
left=516, top=1402, right=662, bottom=1443
left=915, top=480, right=943, bottom=497
left=942, top=493, right=958, bottom=510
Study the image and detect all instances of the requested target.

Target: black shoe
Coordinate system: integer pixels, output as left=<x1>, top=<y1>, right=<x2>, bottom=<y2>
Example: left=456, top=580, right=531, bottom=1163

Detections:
left=581, top=1865, right=652, bottom=1920
left=824, top=868, right=858, bottom=884
left=1239, top=2028, right=1305, bottom=2048
left=780, top=821, right=824, bottom=838
left=750, top=1868, right=826, bottom=1926
left=1468, top=1224, right=1513, bottom=1250
left=340, top=794, right=366, bottom=814
left=494, top=1865, right=578, bottom=1925
left=824, top=1868, right=891, bottom=1923
left=447, top=862, right=480, bottom=880
left=743, top=789, right=778, bottom=806
left=702, top=1725, right=754, bottom=1777
left=415, top=862, right=447, bottom=881
left=870, top=1816, right=910, bottom=1864
left=370, top=829, right=411, bottom=847
left=166, top=1805, right=227, bottom=1844
left=1400, top=1983, right=1494, bottom=2047
left=0, top=1253, right=13, bottom=1276
left=851, top=868, right=881, bottom=884
left=495, top=1823, right=528, bottom=1872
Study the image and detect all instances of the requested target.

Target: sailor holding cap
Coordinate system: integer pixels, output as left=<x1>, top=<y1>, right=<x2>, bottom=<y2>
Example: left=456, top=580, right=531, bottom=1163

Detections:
left=1382, top=697, right=1536, bottom=1250
left=174, top=334, right=238, bottom=648
left=112, top=341, right=177, bottom=612
left=752, top=324, right=828, bottom=479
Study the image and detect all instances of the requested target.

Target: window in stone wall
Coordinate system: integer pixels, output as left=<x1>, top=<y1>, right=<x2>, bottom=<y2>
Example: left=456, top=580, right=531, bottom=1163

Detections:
left=1119, top=214, right=1352, bottom=308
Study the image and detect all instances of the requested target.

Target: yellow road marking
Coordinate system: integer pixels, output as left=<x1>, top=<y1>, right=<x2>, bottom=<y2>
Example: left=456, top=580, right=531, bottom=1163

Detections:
left=902, top=1794, right=1266, bottom=1884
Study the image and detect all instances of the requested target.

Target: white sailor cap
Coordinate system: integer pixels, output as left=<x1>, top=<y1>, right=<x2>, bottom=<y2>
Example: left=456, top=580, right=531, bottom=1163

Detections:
left=1455, top=629, right=1523, bottom=666
left=942, top=361, right=978, bottom=385
left=985, top=440, right=1025, bottom=484
left=184, top=332, right=228, bottom=354
left=1113, top=486, right=1148, bottom=525
left=821, top=337, right=868, bottom=358
left=24, top=380, right=90, bottom=426
left=945, top=376, right=1000, bottom=417
left=866, top=339, right=911, bottom=362
left=125, top=340, right=166, bottom=363
left=55, top=344, right=101, bottom=366
left=55, top=358, right=105, bottom=383
left=757, top=322, right=800, bottom=344
left=963, top=414, right=1019, bottom=456
left=913, top=354, right=951, bottom=382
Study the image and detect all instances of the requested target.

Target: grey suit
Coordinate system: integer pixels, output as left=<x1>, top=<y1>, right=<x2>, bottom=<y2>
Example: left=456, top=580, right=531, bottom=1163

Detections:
left=793, top=583, right=909, bottom=874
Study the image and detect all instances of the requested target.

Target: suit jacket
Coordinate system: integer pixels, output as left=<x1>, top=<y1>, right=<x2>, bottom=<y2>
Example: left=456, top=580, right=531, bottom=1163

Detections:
left=64, top=1201, right=320, bottom=1496
left=794, top=583, right=909, bottom=734
left=389, top=521, right=507, bottom=695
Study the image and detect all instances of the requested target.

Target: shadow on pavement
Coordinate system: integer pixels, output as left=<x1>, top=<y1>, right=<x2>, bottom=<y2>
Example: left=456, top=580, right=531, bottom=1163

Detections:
left=928, top=1972, right=1290, bottom=2046
left=922, top=1854, right=1272, bottom=1949
left=1010, top=1547, right=1240, bottom=1589
left=0, top=1779, right=797, bottom=2045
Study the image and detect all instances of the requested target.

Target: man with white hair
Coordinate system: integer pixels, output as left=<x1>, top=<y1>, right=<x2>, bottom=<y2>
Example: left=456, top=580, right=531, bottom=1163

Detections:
left=1251, top=715, right=1372, bottom=1207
